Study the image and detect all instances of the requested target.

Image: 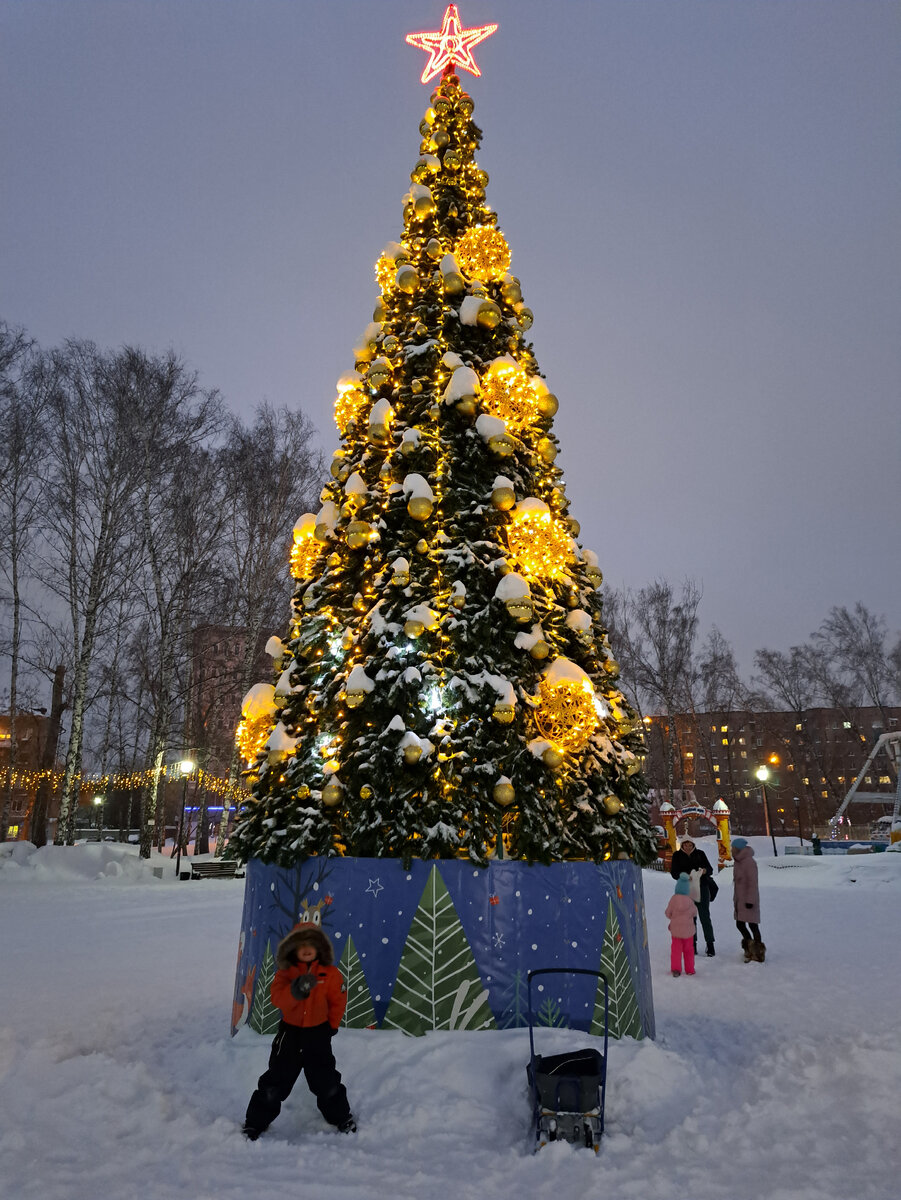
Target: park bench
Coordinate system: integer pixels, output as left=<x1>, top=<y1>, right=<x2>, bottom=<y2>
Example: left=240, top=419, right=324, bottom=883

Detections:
left=189, top=859, right=245, bottom=880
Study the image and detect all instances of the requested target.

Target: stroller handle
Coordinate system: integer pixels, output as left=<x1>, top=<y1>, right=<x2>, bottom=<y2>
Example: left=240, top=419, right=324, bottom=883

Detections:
left=526, top=967, right=610, bottom=1066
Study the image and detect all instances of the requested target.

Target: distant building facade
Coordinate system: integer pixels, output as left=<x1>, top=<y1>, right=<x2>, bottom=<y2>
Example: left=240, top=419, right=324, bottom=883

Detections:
left=1, top=711, right=54, bottom=840
left=189, top=624, right=273, bottom=777
left=643, top=705, right=900, bottom=837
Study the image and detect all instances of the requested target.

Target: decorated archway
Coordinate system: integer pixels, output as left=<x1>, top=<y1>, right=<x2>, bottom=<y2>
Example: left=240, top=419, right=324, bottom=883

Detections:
left=658, top=799, right=732, bottom=869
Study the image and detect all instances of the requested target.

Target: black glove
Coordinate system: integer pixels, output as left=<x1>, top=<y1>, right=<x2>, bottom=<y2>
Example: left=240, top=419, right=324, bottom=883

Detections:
left=290, top=974, right=319, bottom=1001
left=745, top=903, right=754, bottom=909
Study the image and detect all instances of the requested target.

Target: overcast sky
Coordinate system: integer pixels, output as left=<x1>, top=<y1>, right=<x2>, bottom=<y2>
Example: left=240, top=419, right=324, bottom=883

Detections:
left=2, top=0, right=899, bottom=674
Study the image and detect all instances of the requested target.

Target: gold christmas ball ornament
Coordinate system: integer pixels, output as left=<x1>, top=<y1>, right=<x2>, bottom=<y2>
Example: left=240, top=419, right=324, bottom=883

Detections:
left=585, top=564, right=603, bottom=587
left=603, top=658, right=620, bottom=676
left=344, top=689, right=367, bottom=710
left=367, top=362, right=392, bottom=389
left=426, top=237, right=443, bottom=259
left=429, top=127, right=450, bottom=151
left=518, top=307, right=534, bottom=330
left=297, top=784, right=311, bottom=801
left=455, top=396, right=477, bottom=417
left=434, top=96, right=451, bottom=117
left=352, top=593, right=368, bottom=612
left=346, top=521, right=373, bottom=551
left=443, top=270, right=466, bottom=295
left=368, top=422, right=389, bottom=445
left=382, top=335, right=400, bottom=355
left=492, top=703, right=515, bottom=725
left=400, top=439, right=417, bottom=458
left=411, top=377, right=424, bottom=394
left=491, top=485, right=515, bottom=510
left=392, top=569, right=410, bottom=587
left=455, top=227, right=512, bottom=281
left=542, top=745, right=565, bottom=769
left=487, top=433, right=516, bottom=457
left=360, top=784, right=374, bottom=800
left=450, top=591, right=465, bottom=609
left=395, top=264, right=419, bottom=294
left=493, top=781, right=516, bottom=807
left=330, top=454, right=345, bottom=478
left=327, top=552, right=342, bottom=568
left=536, top=437, right=557, bottom=464
left=428, top=403, right=442, bottom=420
left=567, top=517, right=581, bottom=537
left=413, top=193, right=435, bottom=219
left=504, top=597, right=534, bottom=623
left=341, top=628, right=354, bottom=650
left=322, top=782, right=343, bottom=807
left=419, top=119, right=431, bottom=138
left=602, top=795, right=623, bottom=816
left=626, top=757, right=643, bottom=776
left=442, top=148, right=462, bottom=171
left=476, top=300, right=503, bottom=329
left=500, top=279, right=523, bottom=306
left=407, top=495, right=433, bottom=521
left=403, top=742, right=423, bottom=765
left=404, top=617, right=425, bottom=638
left=415, top=538, right=429, bottom=554
left=529, top=638, right=551, bottom=661
left=537, top=392, right=559, bottom=418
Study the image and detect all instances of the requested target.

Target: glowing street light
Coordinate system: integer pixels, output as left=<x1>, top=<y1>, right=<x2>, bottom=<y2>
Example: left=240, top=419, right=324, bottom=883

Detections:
left=175, top=759, right=195, bottom=878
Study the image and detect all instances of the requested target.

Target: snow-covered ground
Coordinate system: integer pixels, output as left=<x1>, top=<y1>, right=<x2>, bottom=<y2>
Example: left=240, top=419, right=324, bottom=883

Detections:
left=1, top=837, right=898, bottom=1200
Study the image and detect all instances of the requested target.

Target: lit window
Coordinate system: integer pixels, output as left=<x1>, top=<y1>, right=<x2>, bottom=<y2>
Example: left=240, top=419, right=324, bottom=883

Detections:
left=787, top=763, right=794, bottom=772
left=715, top=777, right=721, bottom=784
left=722, top=738, right=728, bottom=746
left=865, top=776, right=872, bottom=784
left=685, top=751, right=694, bottom=759
left=740, top=750, right=747, bottom=759
left=879, top=775, right=891, bottom=784
left=838, top=776, right=845, bottom=783
left=7, top=825, right=18, bottom=837
left=739, top=737, right=745, bottom=746
left=795, top=723, right=803, bottom=731
left=742, top=790, right=750, bottom=798
left=822, top=790, right=828, bottom=798
left=803, top=777, right=810, bottom=786
left=721, top=725, right=728, bottom=733
left=713, top=764, right=720, bottom=773
left=710, top=725, right=717, bottom=733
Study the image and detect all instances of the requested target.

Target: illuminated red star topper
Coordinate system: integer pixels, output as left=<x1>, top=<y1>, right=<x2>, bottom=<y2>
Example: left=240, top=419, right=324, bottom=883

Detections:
left=406, top=5, right=498, bottom=85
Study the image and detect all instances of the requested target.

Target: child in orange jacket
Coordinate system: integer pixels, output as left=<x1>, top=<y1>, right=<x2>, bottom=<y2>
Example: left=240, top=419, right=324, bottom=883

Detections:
left=243, top=924, right=355, bottom=1139
left=665, top=873, right=697, bottom=977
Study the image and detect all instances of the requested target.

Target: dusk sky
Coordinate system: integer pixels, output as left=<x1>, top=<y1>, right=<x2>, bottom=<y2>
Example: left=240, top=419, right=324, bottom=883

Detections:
left=3, top=1, right=899, bottom=674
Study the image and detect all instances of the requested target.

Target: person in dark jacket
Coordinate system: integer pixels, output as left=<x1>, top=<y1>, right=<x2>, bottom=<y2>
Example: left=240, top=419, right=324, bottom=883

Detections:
left=670, top=838, right=717, bottom=957
left=731, top=838, right=765, bottom=962
left=243, top=924, right=355, bottom=1139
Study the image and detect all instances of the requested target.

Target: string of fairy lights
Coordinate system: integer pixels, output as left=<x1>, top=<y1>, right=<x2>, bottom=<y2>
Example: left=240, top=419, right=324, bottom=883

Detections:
left=3, top=765, right=249, bottom=802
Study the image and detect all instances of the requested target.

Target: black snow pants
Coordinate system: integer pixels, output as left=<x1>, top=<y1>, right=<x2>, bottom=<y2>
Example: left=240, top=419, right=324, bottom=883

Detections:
left=244, top=1020, right=350, bottom=1133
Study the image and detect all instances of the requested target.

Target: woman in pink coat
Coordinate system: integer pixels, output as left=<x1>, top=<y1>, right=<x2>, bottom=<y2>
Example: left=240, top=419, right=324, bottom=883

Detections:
left=664, top=873, right=697, bottom=976
left=731, top=838, right=765, bottom=962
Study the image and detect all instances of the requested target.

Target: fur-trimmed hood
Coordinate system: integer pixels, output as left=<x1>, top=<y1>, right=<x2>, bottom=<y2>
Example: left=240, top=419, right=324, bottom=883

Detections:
left=275, top=924, right=335, bottom=970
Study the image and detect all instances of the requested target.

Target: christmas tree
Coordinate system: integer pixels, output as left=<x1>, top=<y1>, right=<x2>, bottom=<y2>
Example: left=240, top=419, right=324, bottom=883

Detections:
left=231, top=6, right=657, bottom=871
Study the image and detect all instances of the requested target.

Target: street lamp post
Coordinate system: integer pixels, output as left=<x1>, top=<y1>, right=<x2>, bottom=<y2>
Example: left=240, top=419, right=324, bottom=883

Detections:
left=175, top=759, right=195, bottom=878
left=794, top=795, right=804, bottom=846
left=756, top=766, right=778, bottom=857
left=93, top=794, right=105, bottom=840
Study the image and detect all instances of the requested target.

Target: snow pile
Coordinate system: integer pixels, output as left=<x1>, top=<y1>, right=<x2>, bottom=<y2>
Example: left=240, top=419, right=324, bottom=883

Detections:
left=0, top=837, right=898, bottom=1200
left=0, top=841, right=166, bottom=884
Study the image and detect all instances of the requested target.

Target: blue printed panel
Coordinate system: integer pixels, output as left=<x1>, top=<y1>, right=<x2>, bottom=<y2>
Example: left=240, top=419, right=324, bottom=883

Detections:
left=231, top=857, right=654, bottom=1039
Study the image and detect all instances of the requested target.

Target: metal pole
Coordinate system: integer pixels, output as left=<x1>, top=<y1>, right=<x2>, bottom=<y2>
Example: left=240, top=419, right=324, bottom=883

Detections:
left=761, top=782, right=777, bottom=857
left=175, top=775, right=188, bottom=878
left=794, top=795, right=803, bottom=845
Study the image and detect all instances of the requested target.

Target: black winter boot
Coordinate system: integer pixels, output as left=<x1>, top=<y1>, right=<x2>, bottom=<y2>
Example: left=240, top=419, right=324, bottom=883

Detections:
left=741, top=937, right=753, bottom=963
left=705, top=943, right=715, bottom=957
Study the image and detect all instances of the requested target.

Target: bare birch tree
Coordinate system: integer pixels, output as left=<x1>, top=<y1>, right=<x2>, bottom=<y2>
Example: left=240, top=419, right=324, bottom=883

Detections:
left=213, top=404, right=324, bottom=853
left=0, top=324, right=47, bottom=841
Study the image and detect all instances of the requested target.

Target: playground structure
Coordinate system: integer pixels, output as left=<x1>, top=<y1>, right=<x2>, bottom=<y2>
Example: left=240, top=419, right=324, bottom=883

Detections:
left=657, top=798, right=732, bottom=869
left=829, top=731, right=901, bottom=843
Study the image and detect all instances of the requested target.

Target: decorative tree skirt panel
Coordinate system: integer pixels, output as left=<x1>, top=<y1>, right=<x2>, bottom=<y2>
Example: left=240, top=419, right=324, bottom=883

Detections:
left=232, top=857, right=654, bottom=1040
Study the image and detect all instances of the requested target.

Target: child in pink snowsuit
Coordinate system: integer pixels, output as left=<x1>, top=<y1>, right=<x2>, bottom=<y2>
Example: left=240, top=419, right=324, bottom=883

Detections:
left=665, top=873, right=697, bottom=976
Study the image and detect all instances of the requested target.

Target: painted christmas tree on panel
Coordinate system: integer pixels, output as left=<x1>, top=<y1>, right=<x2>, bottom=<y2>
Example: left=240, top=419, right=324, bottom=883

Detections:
left=231, top=6, right=657, bottom=871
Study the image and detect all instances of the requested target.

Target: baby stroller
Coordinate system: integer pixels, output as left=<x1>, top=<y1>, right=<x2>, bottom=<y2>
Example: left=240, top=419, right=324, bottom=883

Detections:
left=526, top=967, right=609, bottom=1153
